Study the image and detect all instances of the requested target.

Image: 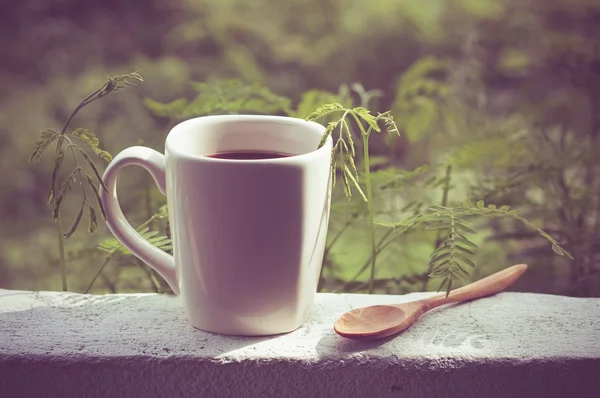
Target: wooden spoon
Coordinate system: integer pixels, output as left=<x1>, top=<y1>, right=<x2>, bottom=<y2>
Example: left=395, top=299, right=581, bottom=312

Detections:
left=334, top=263, right=528, bottom=340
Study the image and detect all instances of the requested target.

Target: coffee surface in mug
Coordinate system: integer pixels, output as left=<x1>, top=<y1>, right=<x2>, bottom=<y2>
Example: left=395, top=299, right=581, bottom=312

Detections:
left=205, top=150, right=292, bottom=160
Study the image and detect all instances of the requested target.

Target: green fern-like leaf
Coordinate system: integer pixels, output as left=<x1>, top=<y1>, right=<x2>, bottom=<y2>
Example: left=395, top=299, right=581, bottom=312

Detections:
left=377, top=111, right=400, bottom=136
left=108, top=71, right=144, bottom=90
left=29, top=130, right=59, bottom=163
left=71, top=128, right=112, bottom=163
left=308, top=106, right=360, bottom=201
left=392, top=56, right=450, bottom=142
left=308, top=103, right=401, bottom=204
left=187, top=79, right=291, bottom=117
left=377, top=198, right=572, bottom=296
left=368, top=164, right=433, bottom=191
left=318, top=121, right=338, bottom=149
left=351, top=107, right=380, bottom=133
left=460, top=202, right=574, bottom=260
left=97, top=205, right=172, bottom=256
left=157, top=205, right=169, bottom=219
left=98, top=227, right=172, bottom=255
left=343, top=164, right=367, bottom=202
left=64, top=198, right=85, bottom=239
left=48, top=149, right=65, bottom=204
left=145, top=79, right=291, bottom=120
left=424, top=207, right=478, bottom=296
left=143, top=98, right=188, bottom=119
left=88, top=203, right=98, bottom=233
left=306, top=103, right=345, bottom=121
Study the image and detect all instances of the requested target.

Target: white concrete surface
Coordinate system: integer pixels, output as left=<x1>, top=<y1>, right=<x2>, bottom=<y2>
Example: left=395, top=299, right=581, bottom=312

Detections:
left=1, top=289, right=599, bottom=398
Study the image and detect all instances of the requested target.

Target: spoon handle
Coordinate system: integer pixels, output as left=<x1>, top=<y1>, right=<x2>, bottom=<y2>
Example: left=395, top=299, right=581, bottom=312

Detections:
left=424, top=263, right=528, bottom=310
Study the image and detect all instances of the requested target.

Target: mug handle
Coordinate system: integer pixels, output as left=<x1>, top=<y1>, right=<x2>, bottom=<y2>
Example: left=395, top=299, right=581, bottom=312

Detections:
left=100, top=146, right=179, bottom=295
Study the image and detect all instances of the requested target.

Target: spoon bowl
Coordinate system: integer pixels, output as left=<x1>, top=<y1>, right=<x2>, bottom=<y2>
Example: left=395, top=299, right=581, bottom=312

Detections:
left=334, top=305, right=407, bottom=335
left=334, top=263, right=528, bottom=340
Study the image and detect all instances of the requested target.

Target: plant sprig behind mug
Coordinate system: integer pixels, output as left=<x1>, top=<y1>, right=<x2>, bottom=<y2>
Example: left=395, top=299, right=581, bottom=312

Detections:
left=306, top=104, right=399, bottom=294
left=307, top=103, right=574, bottom=296
left=28, top=72, right=144, bottom=291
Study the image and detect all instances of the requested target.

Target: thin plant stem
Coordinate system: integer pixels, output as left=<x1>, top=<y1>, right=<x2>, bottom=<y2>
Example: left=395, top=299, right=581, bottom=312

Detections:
left=325, top=215, right=358, bottom=255
left=347, top=111, right=378, bottom=294
left=56, top=216, right=67, bottom=291
left=363, top=135, right=377, bottom=293
left=85, top=213, right=159, bottom=293
left=51, top=104, right=91, bottom=291
left=64, top=137, right=89, bottom=204
left=337, top=228, right=394, bottom=292
left=60, top=102, right=87, bottom=136
left=339, top=205, right=459, bottom=292
left=348, top=271, right=430, bottom=293
left=100, top=271, right=116, bottom=293
left=59, top=74, right=141, bottom=137
left=136, top=258, right=160, bottom=293
left=145, top=174, right=153, bottom=225
left=85, top=256, right=111, bottom=294
left=423, top=164, right=452, bottom=291
left=51, top=88, right=105, bottom=291
left=142, top=169, right=164, bottom=290
left=33, top=72, right=142, bottom=294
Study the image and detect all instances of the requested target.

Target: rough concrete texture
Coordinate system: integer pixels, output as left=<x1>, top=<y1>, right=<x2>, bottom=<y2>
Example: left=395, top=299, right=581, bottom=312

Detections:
left=0, top=289, right=599, bottom=398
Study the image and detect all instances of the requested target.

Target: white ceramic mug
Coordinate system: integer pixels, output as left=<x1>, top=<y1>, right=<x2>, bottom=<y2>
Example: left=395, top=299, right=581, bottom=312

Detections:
left=100, top=115, right=333, bottom=336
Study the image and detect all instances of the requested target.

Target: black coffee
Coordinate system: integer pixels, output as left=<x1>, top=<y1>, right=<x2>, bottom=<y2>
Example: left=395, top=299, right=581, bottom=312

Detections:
left=206, top=151, right=292, bottom=160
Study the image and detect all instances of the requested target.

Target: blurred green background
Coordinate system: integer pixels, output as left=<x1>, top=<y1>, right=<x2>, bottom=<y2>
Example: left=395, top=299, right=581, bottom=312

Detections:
left=1, top=0, right=599, bottom=296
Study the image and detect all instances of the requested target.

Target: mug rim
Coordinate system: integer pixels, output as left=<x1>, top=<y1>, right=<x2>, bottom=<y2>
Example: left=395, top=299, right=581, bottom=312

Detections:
left=165, top=114, right=333, bottom=163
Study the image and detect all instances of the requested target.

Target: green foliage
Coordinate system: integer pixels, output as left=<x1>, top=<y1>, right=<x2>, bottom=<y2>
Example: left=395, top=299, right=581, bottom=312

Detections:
left=31, top=74, right=142, bottom=238
left=391, top=56, right=450, bottom=142
left=307, top=104, right=399, bottom=201
left=308, top=103, right=400, bottom=293
left=96, top=205, right=171, bottom=256
left=377, top=201, right=571, bottom=296
left=72, top=128, right=112, bottom=162
left=27, top=72, right=143, bottom=291
left=98, top=227, right=172, bottom=255
left=87, top=205, right=171, bottom=293
left=26, top=66, right=579, bottom=297
left=145, top=78, right=291, bottom=120
left=29, top=130, right=59, bottom=163
left=8, top=0, right=599, bottom=296
left=370, top=196, right=572, bottom=296
left=124, top=66, right=577, bottom=296
left=305, top=62, right=572, bottom=295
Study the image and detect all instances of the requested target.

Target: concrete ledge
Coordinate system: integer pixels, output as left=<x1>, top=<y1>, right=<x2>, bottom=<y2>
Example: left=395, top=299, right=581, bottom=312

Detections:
left=1, top=289, right=599, bottom=398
